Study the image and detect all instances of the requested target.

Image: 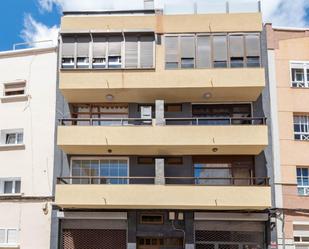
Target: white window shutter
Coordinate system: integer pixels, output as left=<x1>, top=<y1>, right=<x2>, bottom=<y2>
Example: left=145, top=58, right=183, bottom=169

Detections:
left=125, top=36, right=138, bottom=68
left=93, top=36, right=107, bottom=58
left=165, top=36, right=179, bottom=63
left=62, top=36, right=75, bottom=57
left=196, top=36, right=211, bottom=68
left=140, top=35, right=154, bottom=68
left=76, top=36, right=90, bottom=57
left=180, top=36, right=195, bottom=58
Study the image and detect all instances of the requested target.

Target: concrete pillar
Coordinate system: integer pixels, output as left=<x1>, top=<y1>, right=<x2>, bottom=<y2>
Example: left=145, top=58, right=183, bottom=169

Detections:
left=128, top=243, right=137, bottom=249
left=155, top=158, right=165, bottom=185
left=155, top=100, right=165, bottom=126
left=185, top=244, right=194, bottom=249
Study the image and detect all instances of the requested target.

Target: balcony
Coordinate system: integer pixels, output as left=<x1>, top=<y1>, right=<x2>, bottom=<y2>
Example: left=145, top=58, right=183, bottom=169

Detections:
left=59, top=68, right=265, bottom=103
left=57, top=117, right=268, bottom=155
left=55, top=176, right=271, bottom=210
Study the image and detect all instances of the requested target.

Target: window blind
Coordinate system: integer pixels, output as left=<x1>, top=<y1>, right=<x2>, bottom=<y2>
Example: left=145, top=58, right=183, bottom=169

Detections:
left=93, top=36, right=107, bottom=58
left=196, top=36, right=211, bottom=68
left=62, top=36, right=75, bottom=57
left=76, top=36, right=90, bottom=57
left=140, top=35, right=154, bottom=68
left=125, top=36, right=138, bottom=68
left=108, top=36, right=122, bottom=56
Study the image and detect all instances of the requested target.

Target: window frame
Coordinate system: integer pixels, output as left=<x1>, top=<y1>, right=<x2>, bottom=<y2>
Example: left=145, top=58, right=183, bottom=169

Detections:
left=294, top=115, right=309, bottom=141
left=297, top=167, right=309, bottom=196
left=0, top=178, right=21, bottom=195
left=0, top=228, right=19, bottom=246
left=140, top=213, right=164, bottom=225
left=70, top=157, right=130, bottom=184
left=290, top=61, right=309, bottom=88
left=0, top=129, right=24, bottom=146
left=3, top=81, right=26, bottom=98
left=60, top=33, right=155, bottom=70
left=164, top=32, right=261, bottom=70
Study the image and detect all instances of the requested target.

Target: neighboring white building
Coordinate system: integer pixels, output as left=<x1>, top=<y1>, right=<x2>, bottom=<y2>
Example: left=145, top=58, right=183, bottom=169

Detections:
left=0, top=46, right=57, bottom=249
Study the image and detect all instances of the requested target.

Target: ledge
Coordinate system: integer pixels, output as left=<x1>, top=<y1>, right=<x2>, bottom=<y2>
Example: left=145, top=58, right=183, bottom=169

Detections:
left=0, top=245, right=20, bottom=249
left=0, top=95, right=29, bottom=103
left=0, top=144, right=25, bottom=151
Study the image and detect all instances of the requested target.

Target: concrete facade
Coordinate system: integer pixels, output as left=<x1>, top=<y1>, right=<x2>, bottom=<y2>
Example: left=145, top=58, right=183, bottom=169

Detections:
left=266, top=24, right=309, bottom=249
left=0, top=47, right=57, bottom=248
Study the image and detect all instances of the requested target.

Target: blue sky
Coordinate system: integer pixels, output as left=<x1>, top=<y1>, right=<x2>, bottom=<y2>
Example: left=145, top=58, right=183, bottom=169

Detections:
left=0, top=0, right=60, bottom=51
left=0, top=0, right=308, bottom=52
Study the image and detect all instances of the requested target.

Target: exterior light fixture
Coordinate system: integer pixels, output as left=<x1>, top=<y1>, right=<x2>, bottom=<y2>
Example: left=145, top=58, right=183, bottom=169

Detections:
left=105, top=94, right=114, bottom=101
left=108, top=149, right=112, bottom=153
left=203, top=92, right=212, bottom=99
left=212, top=148, right=218, bottom=153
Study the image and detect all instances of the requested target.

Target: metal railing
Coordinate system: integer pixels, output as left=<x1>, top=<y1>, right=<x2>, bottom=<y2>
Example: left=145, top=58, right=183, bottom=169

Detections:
left=57, top=176, right=269, bottom=186
left=59, top=118, right=153, bottom=126
left=13, top=40, right=55, bottom=50
left=163, top=0, right=261, bottom=15
left=59, top=117, right=266, bottom=126
left=165, top=117, right=267, bottom=125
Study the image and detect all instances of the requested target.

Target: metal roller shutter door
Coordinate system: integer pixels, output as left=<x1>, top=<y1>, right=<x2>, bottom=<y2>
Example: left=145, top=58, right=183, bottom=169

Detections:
left=62, top=229, right=127, bottom=249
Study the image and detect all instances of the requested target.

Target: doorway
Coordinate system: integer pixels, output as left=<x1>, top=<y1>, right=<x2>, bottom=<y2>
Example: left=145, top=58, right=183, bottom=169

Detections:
left=137, top=237, right=183, bottom=249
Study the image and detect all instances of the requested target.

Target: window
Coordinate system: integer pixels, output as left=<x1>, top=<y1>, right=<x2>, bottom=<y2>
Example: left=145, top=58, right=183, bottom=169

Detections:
left=71, top=104, right=128, bottom=126
left=61, top=34, right=154, bottom=69
left=294, top=224, right=309, bottom=248
left=297, top=168, right=309, bottom=195
left=71, top=158, right=128, bottom=184
left=76, top=36, right=90, bottom=69
left=3, top=82, right=26, bottom=97
left=0, top=229, right=18, bottom=246
left=165, top=104, right=182, bottom=113
left=92, top=36, right=107, bottom=69
left=165, top=36, right=179, bottom=69
left=245, top=34, right=261, bottom=67
left=166, top=157, right=183, bottom=165
left=61, top=36, right=75, bottom=69
left=180, top=36, right=195, bottom=68
left=4, top=132, right=23, bottom=145
left=0, top=179, right=21, bottom=195
left=138, top=157, right=154, bottom=165
left=165, top=33, right=261, bottom=69
left=140, top=214, right=164, bottom=224
left=213, top=35, right=228, bottom=68
left=294, top=115, right=309, bottom=141
left=196, top=35, right=211, bottom=68
left=229, top=35, right=244, bottom=68
left=291, top=62, right=309, bottom=88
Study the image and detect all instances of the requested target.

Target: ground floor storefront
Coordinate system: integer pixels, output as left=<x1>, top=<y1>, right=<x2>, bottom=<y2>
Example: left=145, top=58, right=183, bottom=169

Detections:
left=56, top=211, right=270, bottom=249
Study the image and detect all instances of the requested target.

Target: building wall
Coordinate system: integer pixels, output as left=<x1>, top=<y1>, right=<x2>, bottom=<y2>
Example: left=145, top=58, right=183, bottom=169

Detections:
left=267, top=24, right=309, bottom=248
left=0, top=47, right=57, bottom=249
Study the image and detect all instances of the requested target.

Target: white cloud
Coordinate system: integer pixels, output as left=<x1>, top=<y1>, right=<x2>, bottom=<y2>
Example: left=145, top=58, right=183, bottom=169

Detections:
left=38, top=0, right=143, bottom=12
left=261, top=0, right=309, bottom=27
left=20, top=14, right=59, bottom=48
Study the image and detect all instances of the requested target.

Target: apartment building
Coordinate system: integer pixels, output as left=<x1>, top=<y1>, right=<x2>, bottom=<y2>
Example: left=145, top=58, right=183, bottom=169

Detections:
left=54, top=1, right=273, bottom=248
left=0, top=46, right=57, bottom=248
left=266, top=25, right=309, bottom=249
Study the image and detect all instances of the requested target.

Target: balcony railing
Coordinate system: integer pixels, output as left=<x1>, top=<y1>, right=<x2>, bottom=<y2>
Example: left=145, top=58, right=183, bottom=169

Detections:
left=57, top=176, right=270, bottom=186
left=59, top=118, right=153, bottom=126
left=165, top=117, right=266, bottom=125
left=59, top=117, right=266, bottom=126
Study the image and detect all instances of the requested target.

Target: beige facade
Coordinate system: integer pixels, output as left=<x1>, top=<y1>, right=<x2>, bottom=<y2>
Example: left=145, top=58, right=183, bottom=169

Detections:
left=55, top=4, right=271, bottom=249
left=266, top=24, right=309, bottom=249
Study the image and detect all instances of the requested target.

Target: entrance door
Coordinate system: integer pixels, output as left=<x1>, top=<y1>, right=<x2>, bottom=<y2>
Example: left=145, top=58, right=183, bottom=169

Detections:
left=138, top=237, right=183, bottom=249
